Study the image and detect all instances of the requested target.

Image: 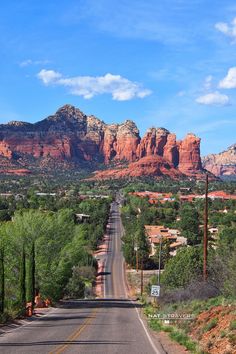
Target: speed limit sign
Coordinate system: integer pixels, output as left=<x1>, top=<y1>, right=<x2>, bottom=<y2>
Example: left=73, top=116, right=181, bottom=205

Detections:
left=151, top=285, right=160, bottom=297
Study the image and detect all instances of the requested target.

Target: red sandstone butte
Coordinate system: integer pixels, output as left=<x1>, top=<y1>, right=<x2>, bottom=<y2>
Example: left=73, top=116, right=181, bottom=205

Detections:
left=91, top=155, right=183, bottom=180
left=0, top=104, right=206, bottom=179
left=178, top=133, right=202, bottom=176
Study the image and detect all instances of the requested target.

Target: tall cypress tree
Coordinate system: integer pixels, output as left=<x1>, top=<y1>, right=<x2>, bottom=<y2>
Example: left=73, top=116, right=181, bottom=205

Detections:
left=19, top=244, right=26, bottom=314
left=0, top=247, right=4, bottom=314
left=28, top=241, right=35, bottom=312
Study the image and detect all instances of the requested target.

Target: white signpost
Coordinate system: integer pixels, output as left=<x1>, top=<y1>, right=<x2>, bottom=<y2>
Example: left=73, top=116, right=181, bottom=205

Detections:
left=151, top=285, right=160, bottom=297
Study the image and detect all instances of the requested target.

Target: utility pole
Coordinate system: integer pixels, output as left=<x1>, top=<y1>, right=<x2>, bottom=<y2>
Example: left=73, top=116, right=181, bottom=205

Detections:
left=157, top=237, right=162, bottom=286
left=134, top=243, right=139, bottom=272
left=203, top=173, right=209, bottom=282
left=136, top=248, right=139, bottom=272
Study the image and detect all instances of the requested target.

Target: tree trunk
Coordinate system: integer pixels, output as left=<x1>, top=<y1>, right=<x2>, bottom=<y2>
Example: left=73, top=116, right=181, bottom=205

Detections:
left=0, top=248, right=4, bottom=314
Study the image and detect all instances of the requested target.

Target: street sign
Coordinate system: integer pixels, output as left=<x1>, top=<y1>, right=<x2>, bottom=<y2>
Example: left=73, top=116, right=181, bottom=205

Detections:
left=151, top=285, right=160, bottom=297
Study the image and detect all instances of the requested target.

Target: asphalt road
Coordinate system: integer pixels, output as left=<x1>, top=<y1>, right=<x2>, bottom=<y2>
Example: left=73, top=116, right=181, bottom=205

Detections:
left=0, top=201, right=164, bottom=354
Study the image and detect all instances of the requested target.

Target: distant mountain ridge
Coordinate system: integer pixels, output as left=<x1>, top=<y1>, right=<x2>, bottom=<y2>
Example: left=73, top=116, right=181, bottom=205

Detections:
left=0, top=104, right=205, bottom=179
left=202, top=144, right=236, bottom=177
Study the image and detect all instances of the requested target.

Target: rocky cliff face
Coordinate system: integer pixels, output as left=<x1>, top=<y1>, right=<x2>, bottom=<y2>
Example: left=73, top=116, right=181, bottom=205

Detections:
left=178, top=133, right=202, bottom=176
left=0, top=104, right=205, bottom=178
left=202, top=144, right=236, bottom=177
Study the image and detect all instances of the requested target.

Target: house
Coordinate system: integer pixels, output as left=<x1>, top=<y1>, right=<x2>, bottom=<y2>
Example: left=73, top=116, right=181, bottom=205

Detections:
left=144, top=225, right=187, bottom=256
left=145, top=225, right=177, bottom=256
left=180, top=190, right=236, bottom=202
left=75, top=213, right=90, bottom=223
left=36, top=192, right=56, bottom=197
left=209, top=227, right=219, bottom=238
left=0, top=193, right=13, bottom=198
left=129, top=191, right=175, bottom=204
left=208, top=191, right=236, bottom=200
left=180, top=194, right=197, bottom=202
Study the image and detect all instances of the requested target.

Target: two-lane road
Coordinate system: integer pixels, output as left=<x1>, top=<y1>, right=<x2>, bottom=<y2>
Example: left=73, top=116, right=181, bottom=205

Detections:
left=0, top=201, right=164, bottom=354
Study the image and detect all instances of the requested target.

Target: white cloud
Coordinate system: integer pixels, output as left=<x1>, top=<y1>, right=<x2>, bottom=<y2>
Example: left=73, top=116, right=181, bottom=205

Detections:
left=204, top=75, right=213, bottom=90
left=218, top=67, right=236, bottom=89
left=195, top=91, right=230, bottom=106
left=20, top=59, right=51, bottom=67
left=37, top=69, right=62, bottom=85
left=37, top=70, right=152, bottom=101
left=20, top=59, right=33, bottom=67
left=215, top=17, right=236, bottom=42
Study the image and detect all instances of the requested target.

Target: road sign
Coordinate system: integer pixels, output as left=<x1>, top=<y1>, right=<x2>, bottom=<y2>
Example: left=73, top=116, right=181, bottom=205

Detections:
left=151, top=285, right=160, bottom=297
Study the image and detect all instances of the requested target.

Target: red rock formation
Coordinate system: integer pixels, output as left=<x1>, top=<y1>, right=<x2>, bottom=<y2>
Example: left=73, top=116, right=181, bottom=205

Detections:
left=6, top=136, right=73, bottom=160
left=91, top=155, right=183, bottom=180
left=0, top=141, right=13, bottom=159
left=163, top=133, right=179, bottom=167
left=178, top=133, right=202, bottom=176
left=0, top=104, right=205, bottom=179
left=0, top=169, right=31, bottom=175
left=102, top=121, right=140, bottom=163
left=137, top=128, right=169, bottom=158
left=202, top=144, right=236, bottom=177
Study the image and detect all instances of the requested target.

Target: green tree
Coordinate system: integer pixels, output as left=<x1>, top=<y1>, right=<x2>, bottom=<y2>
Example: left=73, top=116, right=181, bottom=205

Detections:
left=0, top=244, right=4, bottom=314
left=135, top=222, right=150, bottom=269
left=162, top=246, right=203, bottom=288
left=152, top=239, right=171, bottom=269
left=19, top=244, right=26, bottom=313
left=27, top=241, right=35, bottom=309
left=180, top=205, right=201, bottom=245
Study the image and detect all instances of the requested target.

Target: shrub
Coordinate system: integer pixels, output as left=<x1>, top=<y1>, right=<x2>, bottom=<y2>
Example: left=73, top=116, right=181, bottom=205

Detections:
left=203, top=318, right=218, bottom=332
left=229, top=319, right=236, bottom=331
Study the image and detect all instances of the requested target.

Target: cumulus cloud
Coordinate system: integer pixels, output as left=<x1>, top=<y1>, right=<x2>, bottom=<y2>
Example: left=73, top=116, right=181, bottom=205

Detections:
left=218, top=67, right=236, bottom=89
left=37, top=70, right=151, bottom=101
left=215, top=17, right=236, bottom=42
left=195, top=91, right=230, bottom=106
left=37, top=69, right=62, bottom=85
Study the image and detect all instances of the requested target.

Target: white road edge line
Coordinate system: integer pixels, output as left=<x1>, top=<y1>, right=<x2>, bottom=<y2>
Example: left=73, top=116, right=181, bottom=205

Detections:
left=132, top=301, right=161, bottom=354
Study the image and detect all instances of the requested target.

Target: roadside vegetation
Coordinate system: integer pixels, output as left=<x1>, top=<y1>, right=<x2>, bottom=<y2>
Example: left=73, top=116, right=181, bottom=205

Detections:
left=121, top=178, right=236, bottom=354
left=0, top=179, right=111, bottom=322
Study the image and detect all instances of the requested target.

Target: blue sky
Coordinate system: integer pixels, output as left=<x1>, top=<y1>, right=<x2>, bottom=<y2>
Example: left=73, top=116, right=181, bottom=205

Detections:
left=1, top=0, right=236, bottom=155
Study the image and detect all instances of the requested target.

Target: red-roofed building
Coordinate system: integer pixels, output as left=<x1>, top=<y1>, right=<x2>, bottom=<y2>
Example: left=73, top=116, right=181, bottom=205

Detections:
left=129, top=191, right=175, bottom=204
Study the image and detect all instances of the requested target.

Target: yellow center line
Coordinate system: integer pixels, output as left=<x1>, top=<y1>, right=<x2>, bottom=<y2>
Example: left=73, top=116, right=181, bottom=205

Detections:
left=49, top=308, right=98, bottom=354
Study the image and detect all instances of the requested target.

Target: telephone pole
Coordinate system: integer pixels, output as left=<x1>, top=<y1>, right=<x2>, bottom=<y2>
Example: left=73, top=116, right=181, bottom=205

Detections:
left=203, top=173, right=209, bottom=281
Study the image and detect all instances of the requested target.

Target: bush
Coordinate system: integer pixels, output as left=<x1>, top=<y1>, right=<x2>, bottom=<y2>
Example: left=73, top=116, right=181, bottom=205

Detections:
left=161, top=246, right=203, bottom=289
left=203, top=318, right=218, bottom=332
left=229, top=319, right=236, bottom=331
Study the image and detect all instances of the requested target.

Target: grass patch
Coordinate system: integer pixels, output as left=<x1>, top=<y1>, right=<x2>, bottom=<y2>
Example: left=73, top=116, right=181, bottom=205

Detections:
left=149, top=319, right=200, bottom=353
left=229, top=319, right=236, bottom=331
left=220, top=330, right=227, bottom=338
left=228, top=333, right=236, bottom=346
left=169, top=330, right=197, bottom=352
left=203, top=318, right=218, bottom=332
